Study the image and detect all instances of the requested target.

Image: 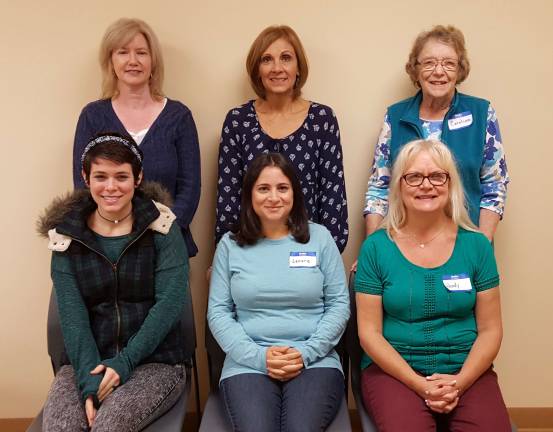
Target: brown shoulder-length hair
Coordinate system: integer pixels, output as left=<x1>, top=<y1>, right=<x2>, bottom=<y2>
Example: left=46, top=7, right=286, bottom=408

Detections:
left=405, top=25, right=471, bottom=88
left=231, top=153, right=310, bottom=246
left=246, top=25, right=309, bottom=100
left=99, top=18, right=165, bottom=100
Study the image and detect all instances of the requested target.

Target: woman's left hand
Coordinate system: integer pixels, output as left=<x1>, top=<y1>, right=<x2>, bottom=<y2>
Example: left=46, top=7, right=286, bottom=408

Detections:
left=424, top=373, right=462, bottom=413
left=426, top=394, right=460, bottom=414
left=91, top=364, right=121, bottom=402
left=426, top=373, right=462, bottom=393
left=266, top=346, right=304, bottom=381
left=85, top=395, right=97, bottom=427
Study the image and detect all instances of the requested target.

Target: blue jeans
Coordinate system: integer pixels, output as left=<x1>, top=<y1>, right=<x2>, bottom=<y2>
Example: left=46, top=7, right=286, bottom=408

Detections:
left=220, top=368, right=343, bottom=432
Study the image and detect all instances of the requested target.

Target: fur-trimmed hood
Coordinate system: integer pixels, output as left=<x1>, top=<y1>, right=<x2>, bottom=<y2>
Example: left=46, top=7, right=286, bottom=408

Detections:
left=37, top=181, right=174, bottom=238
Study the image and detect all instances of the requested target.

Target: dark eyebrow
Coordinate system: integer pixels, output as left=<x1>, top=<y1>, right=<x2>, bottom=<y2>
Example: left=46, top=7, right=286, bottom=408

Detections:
left=91, top=170, right=130, bottom=175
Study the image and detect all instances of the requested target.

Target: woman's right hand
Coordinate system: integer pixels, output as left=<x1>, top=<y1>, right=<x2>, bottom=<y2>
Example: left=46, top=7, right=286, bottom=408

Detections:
left=413, top=375, right=459, bottom=413
left=85, top=395, right=96, bottom=427
left=266, top=346, right=303, bottom=381
left=91, top=364, right=120, bottom=402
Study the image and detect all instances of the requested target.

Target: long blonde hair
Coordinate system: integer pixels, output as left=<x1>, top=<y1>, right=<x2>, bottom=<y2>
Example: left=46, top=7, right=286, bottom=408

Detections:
left=382, top=139, right=477, bottom=237
left=99, top=18, right=164, bottom=100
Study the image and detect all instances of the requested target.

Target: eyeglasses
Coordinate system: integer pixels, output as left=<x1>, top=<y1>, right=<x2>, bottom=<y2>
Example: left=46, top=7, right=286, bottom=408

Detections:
left=402, top=172, right=450, bottom=187
left=416, top=58, right=458, bottom=72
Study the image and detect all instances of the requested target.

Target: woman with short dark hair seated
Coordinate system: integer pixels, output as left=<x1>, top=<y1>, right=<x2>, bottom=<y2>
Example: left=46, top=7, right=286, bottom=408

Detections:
left=356, top=139, right=510, bottom=431
left=39, top=133, right=189, bottom=431
left=208, top=153, right=350, bottom=432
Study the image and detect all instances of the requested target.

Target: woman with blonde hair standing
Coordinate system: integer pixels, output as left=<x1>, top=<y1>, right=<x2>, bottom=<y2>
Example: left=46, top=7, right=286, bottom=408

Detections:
left=73, top=18, right=200, bottom=257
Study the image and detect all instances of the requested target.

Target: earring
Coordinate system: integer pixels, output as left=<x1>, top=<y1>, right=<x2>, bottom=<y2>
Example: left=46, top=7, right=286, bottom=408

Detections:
left=294, top=74, right=300, bottom=88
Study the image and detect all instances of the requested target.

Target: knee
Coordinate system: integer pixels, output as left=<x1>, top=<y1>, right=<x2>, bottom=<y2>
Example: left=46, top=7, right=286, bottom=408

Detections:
left=43, top=367, right=88, bottom=432
left=42, top=407, right=88, bottom=432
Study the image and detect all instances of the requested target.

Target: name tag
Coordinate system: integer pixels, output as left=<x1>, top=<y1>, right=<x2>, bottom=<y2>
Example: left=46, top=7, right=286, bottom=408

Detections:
left=442, top=273, right=472, bottom=292
left=289, top=252, right=317, bottom=268
left=448, top=111, right=473, bottom=130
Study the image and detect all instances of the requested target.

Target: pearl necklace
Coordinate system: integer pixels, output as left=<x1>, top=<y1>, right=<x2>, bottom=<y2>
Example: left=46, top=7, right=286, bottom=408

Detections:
left=96, top=208, right=132, bottom=224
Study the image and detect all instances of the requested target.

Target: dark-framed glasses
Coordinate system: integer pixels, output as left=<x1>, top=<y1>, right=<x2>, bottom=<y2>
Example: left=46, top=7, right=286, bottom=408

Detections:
left=416, top=58, right=458, bottom=72
left=402, top=172, right=450, bottom=187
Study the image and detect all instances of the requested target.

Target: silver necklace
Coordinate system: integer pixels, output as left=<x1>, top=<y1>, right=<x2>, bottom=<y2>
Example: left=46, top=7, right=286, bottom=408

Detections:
left=96, top=208, right=132, bottom=224
left=406, top=226, right=445, bottom=249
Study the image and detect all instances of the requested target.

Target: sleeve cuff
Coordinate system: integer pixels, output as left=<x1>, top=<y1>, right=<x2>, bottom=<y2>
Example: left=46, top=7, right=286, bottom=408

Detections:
left=80, top=374, right=102, bottom=405
left=255, top=347, right=268, bottom=372
left=363, top=201, right=388, bottom=217
left=474, top=275, right=500, bottom=292
left=354, top=279, right=383, bottom=295
left=102, top=356, right=131, bottom=384
left=293, top=343, right=312, bottom=367
left=479, top=203, right=504, bottom=219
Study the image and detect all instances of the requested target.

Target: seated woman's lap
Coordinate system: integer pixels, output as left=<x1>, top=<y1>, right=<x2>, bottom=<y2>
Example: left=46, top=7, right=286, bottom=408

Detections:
left=220, top=367, right=344, bottom=432
left=43, top=366, right=88, bottom=432
left=361, top=364, right=510, bottom=432
left=43, top=363, right=186, bottom=432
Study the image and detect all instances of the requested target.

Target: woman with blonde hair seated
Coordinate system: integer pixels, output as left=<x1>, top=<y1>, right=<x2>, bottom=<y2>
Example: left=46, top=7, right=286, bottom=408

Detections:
left=356, top=139, right=510, bottom=431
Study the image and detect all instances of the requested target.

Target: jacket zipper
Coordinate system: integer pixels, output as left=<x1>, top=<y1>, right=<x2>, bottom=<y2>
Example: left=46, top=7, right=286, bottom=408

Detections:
left=71, top=227, right=149, bottom=354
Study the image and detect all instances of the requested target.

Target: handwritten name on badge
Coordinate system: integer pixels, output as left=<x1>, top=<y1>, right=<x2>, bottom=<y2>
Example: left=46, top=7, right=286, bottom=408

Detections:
left=442, top=273, right=473, bottom=292
left=448, top=111, right=473, bottom=130
left=289, top=252, right=317, bottom=268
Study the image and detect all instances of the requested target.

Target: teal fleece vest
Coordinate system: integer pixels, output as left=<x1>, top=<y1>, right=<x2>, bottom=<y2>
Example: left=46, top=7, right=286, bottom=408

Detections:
left=387, top=91, right=489, bottom=224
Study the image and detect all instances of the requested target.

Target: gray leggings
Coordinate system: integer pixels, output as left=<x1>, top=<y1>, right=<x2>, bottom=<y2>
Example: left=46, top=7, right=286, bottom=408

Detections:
left=42, top=363, right=186, bottom=432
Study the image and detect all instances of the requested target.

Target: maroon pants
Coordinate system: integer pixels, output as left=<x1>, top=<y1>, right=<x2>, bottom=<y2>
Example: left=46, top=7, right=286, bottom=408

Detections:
left=361, top=364, right=511, bottom=432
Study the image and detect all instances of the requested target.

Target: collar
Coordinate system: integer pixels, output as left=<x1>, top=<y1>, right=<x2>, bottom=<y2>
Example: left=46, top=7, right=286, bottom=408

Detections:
left=48, top=194, right=175, bottom=252
left=400, top=89, right=461, bottom=125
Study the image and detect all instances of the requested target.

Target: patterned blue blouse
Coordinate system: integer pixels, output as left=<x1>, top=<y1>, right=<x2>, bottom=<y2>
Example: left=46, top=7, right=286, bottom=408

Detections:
left=364, top=105, right=509, bottom=218
left=216, top=100, right=348, bottom=252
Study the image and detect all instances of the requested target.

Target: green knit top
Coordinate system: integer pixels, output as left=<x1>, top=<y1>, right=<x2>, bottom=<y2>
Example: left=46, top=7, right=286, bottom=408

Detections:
left=355, top=228, right=499, bottom=375
left=51, top=222, right=187, bottom=402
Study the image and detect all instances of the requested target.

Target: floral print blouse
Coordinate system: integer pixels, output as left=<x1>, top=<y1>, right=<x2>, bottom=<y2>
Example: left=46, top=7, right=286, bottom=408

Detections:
left=364, top=105, right=509, bottom=218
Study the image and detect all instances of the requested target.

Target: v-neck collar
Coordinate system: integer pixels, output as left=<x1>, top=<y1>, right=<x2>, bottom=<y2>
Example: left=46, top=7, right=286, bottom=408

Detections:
left=107, top=97, right=169, bottom=146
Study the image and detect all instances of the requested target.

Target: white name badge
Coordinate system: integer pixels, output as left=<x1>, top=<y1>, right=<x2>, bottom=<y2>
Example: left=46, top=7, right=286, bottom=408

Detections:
left=448, top=111, right=473, bottom=130
left=289, top=252, right=317, bottom=268
left=442, top=273, right=473, bottom=292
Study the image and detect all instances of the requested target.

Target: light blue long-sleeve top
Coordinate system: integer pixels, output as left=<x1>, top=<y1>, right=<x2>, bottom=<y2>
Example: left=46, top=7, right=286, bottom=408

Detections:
left=207, top=222, right=350, bottom=382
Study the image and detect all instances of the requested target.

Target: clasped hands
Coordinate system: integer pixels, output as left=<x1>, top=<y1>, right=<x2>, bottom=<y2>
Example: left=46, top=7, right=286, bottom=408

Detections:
left=84, top=364, right=121, bottom=427
left=417, top=373, right=462, bottom=414
left=266, top=346, right=304, bottom=381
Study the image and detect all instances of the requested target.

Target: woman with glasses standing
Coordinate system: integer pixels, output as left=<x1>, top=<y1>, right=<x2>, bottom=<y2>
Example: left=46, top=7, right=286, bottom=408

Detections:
left=363, top=25, right=509, bottom=242
left=356, top=139, right=510, bottom=431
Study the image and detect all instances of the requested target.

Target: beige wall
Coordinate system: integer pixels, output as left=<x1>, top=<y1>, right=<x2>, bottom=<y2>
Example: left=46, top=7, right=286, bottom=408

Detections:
left=1, top=0, right=551, bottom=417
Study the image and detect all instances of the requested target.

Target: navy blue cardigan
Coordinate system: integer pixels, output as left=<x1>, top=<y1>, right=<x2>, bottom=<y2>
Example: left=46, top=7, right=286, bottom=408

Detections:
left=72, top=98, right=201, bottom=256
